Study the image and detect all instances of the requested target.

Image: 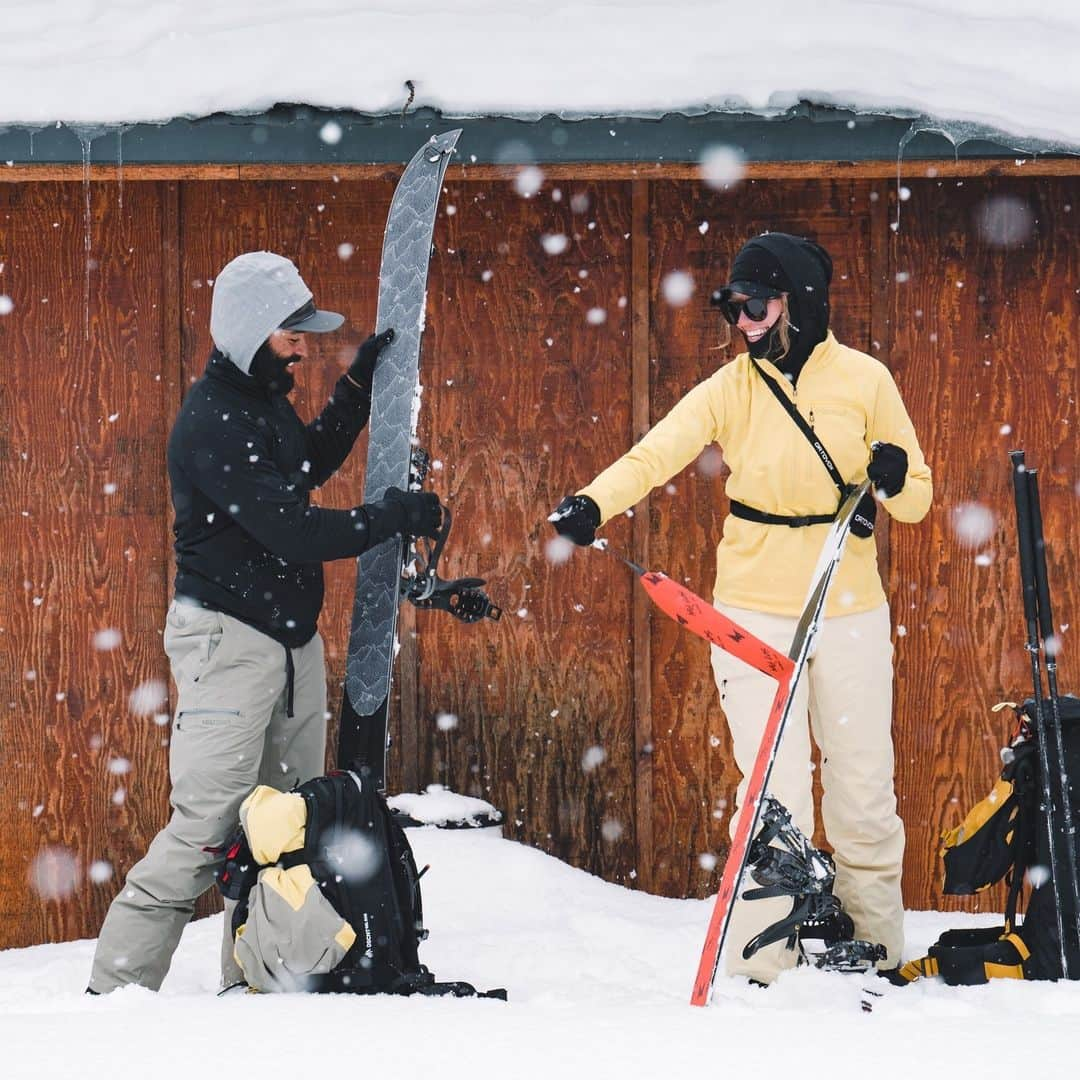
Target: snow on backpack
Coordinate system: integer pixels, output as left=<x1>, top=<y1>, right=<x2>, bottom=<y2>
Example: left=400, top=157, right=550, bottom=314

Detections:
left=216, top=767, right=505, bottom=999
left=897, top=697, right=1080, bottom=985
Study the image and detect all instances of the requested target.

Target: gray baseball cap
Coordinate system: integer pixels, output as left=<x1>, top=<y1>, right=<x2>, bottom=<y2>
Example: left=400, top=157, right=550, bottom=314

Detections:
left=210, top=251, right=345, bottom=374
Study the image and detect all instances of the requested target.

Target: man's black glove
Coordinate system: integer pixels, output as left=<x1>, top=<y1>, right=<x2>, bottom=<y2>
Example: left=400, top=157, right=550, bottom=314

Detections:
left=849, top=491, right=878, bottom=539
left=364, top=486, right=444, bottom=546
left=867, top=441, right=907, bottom=498
left=549, top=494, right=601, bottom=547
left=347, top=328, right=395, bottom=389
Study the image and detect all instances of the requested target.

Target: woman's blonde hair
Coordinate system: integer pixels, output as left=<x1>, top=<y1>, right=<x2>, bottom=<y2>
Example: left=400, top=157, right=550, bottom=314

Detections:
left=775, top=294, right=792, bottom=361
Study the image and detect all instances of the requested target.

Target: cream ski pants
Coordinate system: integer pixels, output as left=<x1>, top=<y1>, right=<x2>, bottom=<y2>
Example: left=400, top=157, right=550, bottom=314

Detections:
left=710, top=602, right=905, bottom=984
left=89, top=600, right=327, bottom=993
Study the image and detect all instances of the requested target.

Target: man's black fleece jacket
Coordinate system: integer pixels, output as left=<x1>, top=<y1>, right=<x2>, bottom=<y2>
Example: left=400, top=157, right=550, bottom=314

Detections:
left=168, top=351, right=374, bottom=647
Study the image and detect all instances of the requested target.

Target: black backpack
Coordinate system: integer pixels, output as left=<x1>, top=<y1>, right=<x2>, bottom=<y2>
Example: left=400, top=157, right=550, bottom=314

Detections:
left=900, top=696, right=1080, bottom=985
left=218, top=768, right=505, bottom=999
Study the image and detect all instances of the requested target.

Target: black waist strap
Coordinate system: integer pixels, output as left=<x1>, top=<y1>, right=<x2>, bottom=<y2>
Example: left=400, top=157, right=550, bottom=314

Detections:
left=729, top=499, right=837, bottom=528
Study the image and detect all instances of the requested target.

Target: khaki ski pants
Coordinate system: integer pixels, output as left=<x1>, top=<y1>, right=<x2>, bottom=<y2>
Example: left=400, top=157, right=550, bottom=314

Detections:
left=89, top=600, right=327, bottom=993
left=709, top=602, right=905, bottom=984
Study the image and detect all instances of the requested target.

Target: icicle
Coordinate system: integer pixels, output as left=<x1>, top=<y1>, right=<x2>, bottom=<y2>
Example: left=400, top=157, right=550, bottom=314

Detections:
left=894, top=114, right=1073, bottom=233
left=116, top=128, right=124, bottom=211
left=80, top=131, right=92, bottom=342
left=68, top=124, right=108, bottom=342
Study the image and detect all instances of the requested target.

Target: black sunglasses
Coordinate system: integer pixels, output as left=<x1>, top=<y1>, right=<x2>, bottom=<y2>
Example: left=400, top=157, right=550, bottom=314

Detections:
left=710, top=291, right=773, bottom=326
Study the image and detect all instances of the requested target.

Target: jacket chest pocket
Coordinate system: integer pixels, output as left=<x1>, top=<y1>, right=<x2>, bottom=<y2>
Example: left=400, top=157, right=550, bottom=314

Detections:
left=806, top=400, right=868, bottom=480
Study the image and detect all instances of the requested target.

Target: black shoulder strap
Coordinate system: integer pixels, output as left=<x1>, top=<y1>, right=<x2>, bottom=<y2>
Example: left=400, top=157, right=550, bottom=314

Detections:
left=749, top=357, right=847, bottom=495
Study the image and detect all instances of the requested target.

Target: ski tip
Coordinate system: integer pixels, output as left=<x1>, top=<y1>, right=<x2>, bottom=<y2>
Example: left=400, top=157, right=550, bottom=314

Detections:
left=429, top=129, right=463, bottom=154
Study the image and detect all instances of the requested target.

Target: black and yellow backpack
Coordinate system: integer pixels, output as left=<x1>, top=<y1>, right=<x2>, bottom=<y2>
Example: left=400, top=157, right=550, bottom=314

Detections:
left=898, top=695, right=1080, bottom=985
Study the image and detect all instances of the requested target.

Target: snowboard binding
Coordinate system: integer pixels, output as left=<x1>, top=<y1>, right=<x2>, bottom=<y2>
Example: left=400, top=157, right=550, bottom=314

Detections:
left=742, top=795, right=886, bottom=973
left=402, top=449, right=501, bottom=624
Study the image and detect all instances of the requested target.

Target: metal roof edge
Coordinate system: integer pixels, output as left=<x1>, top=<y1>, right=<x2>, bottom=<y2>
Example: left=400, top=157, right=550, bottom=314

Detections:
left=1, top=101, right=1076, bottom=166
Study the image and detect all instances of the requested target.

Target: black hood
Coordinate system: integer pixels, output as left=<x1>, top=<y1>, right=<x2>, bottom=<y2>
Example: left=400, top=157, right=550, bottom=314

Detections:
left=726, top=233, right=833, bottom=378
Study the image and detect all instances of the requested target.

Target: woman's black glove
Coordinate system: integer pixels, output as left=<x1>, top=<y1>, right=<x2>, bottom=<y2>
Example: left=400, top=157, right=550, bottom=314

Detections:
left=867, top=441, right=908, bottom=498
left=348, top=328, right=395, bottom=389
left=849, top=491, right=878, bottom=539
left=364, top=486, right=444, bottom=546
left=549, top=494, right=601, bottom=546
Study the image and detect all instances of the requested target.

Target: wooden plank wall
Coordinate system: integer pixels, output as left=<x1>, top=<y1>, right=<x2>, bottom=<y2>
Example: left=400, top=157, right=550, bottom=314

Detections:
left=889, top=177, right=1080, bottom=912
left=0, top=182, right=174, bottom=945
left=1, top=169, right=1077, bottom=948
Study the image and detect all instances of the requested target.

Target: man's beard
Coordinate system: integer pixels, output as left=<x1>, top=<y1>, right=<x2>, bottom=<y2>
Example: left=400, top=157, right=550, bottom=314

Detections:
left=250, top=343, right=298, bottom=394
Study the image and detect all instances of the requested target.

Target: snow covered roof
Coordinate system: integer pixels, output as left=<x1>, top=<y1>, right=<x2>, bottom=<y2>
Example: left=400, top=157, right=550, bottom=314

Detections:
left=1, top=2, right=1077, bottom=158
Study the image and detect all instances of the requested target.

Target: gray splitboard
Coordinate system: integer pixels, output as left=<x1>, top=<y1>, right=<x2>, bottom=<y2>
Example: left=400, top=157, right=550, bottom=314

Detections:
left=338, top=130, right=461, bottom=785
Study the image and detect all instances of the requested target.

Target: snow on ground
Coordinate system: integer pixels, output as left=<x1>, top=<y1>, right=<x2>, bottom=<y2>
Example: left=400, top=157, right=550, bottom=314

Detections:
left=0, top=2, right=1078, bottom=149
left=3, top=826, right=1078, bottom=1080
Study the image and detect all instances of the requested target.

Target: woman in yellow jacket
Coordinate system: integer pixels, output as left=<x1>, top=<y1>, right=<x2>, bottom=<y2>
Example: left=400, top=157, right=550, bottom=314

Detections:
left=551, top=233, right=932, bottom=984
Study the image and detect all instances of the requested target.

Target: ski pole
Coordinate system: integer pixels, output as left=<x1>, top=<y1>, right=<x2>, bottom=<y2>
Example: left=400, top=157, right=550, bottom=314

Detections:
left=1010, top=450, right=1070, bottom=979
left=1027, top=467, right=1080, bottom=972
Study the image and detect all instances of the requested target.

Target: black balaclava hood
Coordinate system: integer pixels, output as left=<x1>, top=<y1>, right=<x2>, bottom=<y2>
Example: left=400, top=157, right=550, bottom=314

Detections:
left=726, top=233, right=833, bottom=381
left=249, top=340, right=297, bottom=396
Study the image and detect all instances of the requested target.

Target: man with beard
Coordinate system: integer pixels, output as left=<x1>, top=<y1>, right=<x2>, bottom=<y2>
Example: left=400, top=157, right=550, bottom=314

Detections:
left=89, top=251, right=444, bottom=993
left=550, top=233, right=931, bottom=985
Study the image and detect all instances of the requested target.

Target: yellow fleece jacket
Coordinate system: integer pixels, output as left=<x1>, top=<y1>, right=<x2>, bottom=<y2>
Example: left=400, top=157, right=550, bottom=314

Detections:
left=579, top=332, right=932, bottom=618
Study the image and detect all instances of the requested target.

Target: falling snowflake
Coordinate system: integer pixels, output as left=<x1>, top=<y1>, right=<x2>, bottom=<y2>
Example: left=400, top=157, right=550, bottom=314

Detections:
left=581, top=745, right=606, bottom=772
left=700, top=145, right=746, bottom=189
left=129, top=679, right=168, bottom=717
left=319, top=122, right=343, bottom=145
left=661, top=271, right=695, bottom=307
left=952, top=503, right=996, bottom=547
left=975, top=194, right=1035, bottom=248
left=89, top=860, right=113, bottom=885
left=545, top=536, right=575, bottom=565
left=93, top=628, right=121, bottom=651
left=601, top=819, right=624, bottom=843
left=29, top=847, right=81, bottom=900
left=514, top=166, right=544, bottom=198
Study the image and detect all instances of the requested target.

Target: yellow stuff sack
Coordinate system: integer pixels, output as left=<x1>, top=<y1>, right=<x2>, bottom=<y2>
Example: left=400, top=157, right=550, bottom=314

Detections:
left=940, top=777, right=1022, bottom=895
left=940, top=719, right=1038, bottom=896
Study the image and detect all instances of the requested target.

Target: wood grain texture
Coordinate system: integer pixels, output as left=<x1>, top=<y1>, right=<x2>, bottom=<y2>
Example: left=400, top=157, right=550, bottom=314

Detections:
left=630, top=179, right=655, bottom=892
left=414, top=179, right=638, bottom=883
left=645, top=180, right=875, bottom=898
left=3, top=171, right=1079, bottom=948
left=888, top=177, right=1080, bottom=912
left=7, top=159, right=1080, bottom=183
left=0, top=182, right=172, bottom=947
